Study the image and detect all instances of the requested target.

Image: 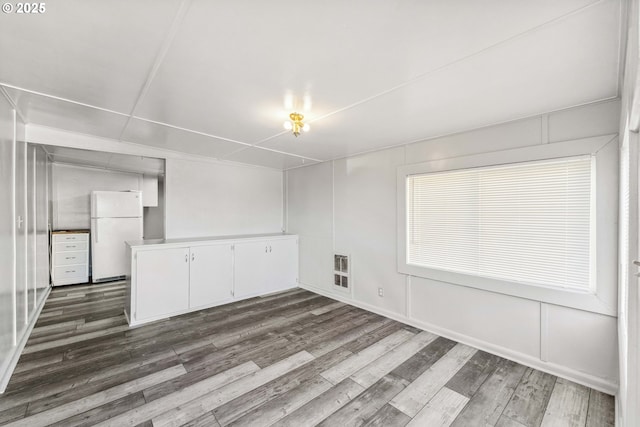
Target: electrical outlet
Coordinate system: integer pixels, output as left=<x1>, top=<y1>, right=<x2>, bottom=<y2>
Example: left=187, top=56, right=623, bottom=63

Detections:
left=378, top=287, right=384, bottom=297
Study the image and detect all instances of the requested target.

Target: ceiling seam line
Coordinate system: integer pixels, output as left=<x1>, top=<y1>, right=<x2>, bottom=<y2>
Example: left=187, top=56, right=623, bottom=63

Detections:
left=0, top=83, right=130, bottom=117
left=250, top=0, right=610, bottom=148
left=28, top=123, right=282, bottom=171
left=117, top=0, right=194, bottom=141
left=2, top=80, right=258, bottom=151
left=219, top=143, right=323, bottom=163
left=130, top=115, right=252, bottom=146
left=133, top=113, right=325, bottom=163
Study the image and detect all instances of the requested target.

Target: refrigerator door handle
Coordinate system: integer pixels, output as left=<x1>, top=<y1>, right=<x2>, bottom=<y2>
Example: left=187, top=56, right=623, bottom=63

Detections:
left=95, top=221, right=98, bottom=244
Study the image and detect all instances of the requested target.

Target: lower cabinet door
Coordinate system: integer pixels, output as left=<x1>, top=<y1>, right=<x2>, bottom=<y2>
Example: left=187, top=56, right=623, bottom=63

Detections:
left=267, top=239, right=298, bottom=293
left=136, top=247, right=190, bottom=321
left=189, top=244, right=233, bottom=308
left=233, top=241, right=269, bottom=299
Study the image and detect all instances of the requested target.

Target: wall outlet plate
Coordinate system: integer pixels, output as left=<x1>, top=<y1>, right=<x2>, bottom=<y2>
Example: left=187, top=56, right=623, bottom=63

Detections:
left=378, top=287, right=384, bottom=297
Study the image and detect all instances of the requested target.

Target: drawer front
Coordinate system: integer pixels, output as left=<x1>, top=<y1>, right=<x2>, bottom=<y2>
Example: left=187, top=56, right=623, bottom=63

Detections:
left=53, top=233, right=89, bottom=243
left=54, top=250, right=88, bottom=266
left=54, top=265, right=87, bottom=279
left=55, top=241, right=88, bottom=252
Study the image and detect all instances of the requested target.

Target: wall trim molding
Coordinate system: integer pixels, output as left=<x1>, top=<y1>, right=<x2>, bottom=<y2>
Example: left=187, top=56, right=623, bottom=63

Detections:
left=0, top=286, right=50, bottom=393
left=298, top=281, right=618, bottom=396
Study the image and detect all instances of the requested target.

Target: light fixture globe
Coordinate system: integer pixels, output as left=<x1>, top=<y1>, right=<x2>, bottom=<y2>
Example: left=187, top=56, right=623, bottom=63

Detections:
left=285, top=112, right=308, bottom=137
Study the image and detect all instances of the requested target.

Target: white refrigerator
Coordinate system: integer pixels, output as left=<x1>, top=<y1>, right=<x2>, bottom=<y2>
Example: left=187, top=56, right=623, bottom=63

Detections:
left=91, top=190, right=143, bottom=282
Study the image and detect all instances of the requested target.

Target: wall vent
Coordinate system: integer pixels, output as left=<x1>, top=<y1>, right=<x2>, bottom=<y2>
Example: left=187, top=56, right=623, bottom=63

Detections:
left=334, top=254, right=349, bottom=289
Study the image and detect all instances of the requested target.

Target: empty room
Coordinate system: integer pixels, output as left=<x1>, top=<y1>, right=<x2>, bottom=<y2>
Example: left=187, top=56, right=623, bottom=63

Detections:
left=0, top=0, right=638, bottom=426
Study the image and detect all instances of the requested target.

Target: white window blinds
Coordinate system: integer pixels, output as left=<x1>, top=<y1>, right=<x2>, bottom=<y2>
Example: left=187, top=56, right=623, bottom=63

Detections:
left=407, top=156, right=593, bottom=291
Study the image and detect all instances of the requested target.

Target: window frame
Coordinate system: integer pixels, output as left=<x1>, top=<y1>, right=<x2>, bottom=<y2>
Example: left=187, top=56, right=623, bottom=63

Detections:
left=397, top=136, right=618, bottom=316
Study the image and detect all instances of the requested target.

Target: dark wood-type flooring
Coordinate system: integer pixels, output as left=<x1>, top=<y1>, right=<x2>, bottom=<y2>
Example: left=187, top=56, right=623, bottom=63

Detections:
left=0, top=282, right=615, bottom=426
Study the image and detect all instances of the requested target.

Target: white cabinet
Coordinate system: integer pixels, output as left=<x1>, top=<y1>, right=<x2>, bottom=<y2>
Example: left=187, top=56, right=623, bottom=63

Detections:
left=267, top=238, right=298, bottom=293
left=126, top=234, right=298, bottom=326
left=51, top=231, right=89, bottom=286
left=142, top=175, right=158, bottom=207
left=234, top=238, right=298, bottom=298
left=135, top=247, right=189, bottom=321
left=189, top=244, right=233, bottom=309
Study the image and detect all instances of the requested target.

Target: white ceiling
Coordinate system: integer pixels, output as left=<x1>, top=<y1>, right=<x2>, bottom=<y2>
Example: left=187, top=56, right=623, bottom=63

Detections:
left=0, top=0, right=623, bottom=170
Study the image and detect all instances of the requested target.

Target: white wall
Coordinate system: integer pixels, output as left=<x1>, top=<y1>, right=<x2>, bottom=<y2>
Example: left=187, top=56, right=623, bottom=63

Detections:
left=0, top=91, right=15, bottom=390
left=617, top=0, right=640, bottom=424
left=25, top=125, right=284, bottom=240
left=287, top=98, right=621, bottom=394
left=165, top=158, right=283, bottom=239
left=15, top=131, right=27, bottom=341
left=51, top=163, right=142, bottom=230
left=144, top=175, right=165, bottom=239
left=35, top=147, right=49, bottom=295
left=0, top=95, right=50, bottom=392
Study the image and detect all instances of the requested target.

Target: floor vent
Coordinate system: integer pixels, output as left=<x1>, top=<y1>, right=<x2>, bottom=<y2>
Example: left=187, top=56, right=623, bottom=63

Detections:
left=334, top=254, right=349, bottom=289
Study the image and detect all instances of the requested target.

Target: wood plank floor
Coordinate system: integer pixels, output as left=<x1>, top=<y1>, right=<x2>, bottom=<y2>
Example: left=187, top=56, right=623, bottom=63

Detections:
left=0, top=282, right=615, bottom=427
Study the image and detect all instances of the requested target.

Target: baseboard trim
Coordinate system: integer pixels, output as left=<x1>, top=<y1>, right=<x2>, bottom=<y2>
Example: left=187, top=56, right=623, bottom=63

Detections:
left=0, top=285, right=51, bottom=393
left=299, top=282, right=618, bottom=395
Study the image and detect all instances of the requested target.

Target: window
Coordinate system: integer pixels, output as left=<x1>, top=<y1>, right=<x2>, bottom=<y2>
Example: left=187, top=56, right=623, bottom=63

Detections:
left=406, top=156, right=593, bottom=292
left=397, top=138, right=617, bottom=315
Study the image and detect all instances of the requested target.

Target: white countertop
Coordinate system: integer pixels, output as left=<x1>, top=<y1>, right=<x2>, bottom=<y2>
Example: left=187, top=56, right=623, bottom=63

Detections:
left=126, top=232, right=295, bottom=248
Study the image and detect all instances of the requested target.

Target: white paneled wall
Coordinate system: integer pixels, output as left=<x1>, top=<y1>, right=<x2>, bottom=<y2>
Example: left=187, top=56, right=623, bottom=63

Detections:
left=287, top=99, right=621, bottom=393
left=410, top=277, right=542, bottom=358
left=543, top=305, right=618, bottom=381
left=165, top=158, right=283, bottom=239
left=334, top=147, right=407, bottom=314
left=0, top=94, right=50, bottom=392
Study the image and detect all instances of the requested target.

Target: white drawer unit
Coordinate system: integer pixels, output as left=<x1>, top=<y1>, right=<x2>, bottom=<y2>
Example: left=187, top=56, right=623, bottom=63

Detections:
left=53, top=233, right=88, bottom=243
left=51, top=231, right=90, bottom=286
left=55, top=241, right=88, bottom=252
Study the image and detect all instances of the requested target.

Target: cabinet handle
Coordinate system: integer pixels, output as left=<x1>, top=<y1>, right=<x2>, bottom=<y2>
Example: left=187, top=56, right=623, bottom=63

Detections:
left=65, top=257, right=76, bottom=260
left=185, top=254, right=188, bottom=263
left=192, top=253, right=195, bottom=261
left=65, top=270, right=75, bottom=273
left=265, top=246, right=268, bottom=253
left=269, top=245, right=272, bottom=253
left=67, top=245, right=76, bottom=248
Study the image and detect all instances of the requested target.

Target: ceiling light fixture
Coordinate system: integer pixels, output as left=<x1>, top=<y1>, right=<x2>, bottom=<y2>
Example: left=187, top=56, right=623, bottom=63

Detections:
left=283, top=112, right=310, bottom=137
